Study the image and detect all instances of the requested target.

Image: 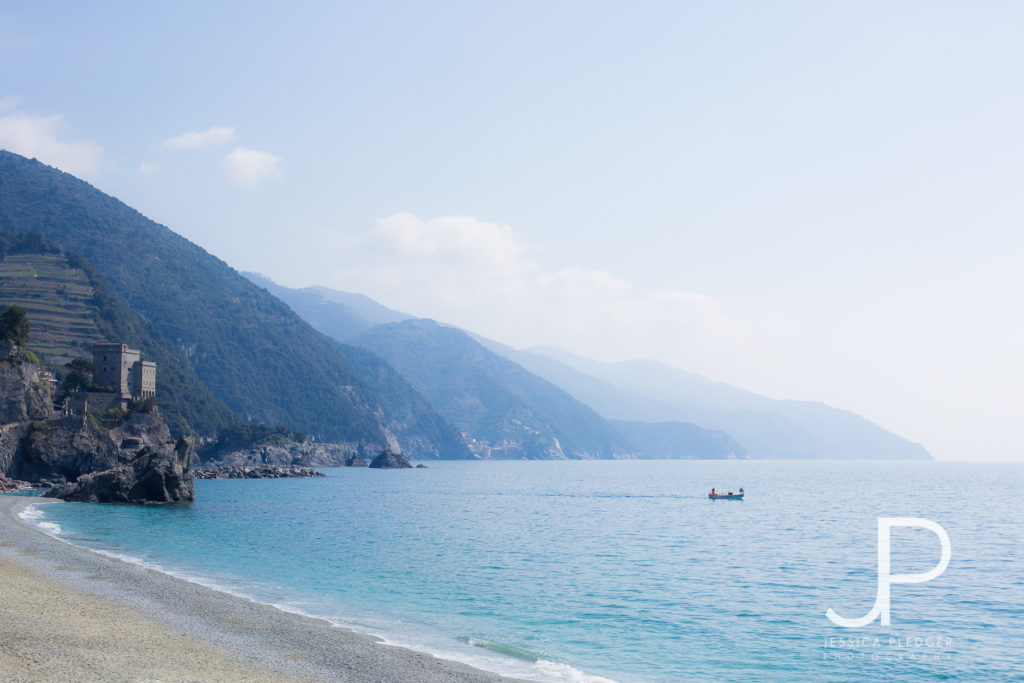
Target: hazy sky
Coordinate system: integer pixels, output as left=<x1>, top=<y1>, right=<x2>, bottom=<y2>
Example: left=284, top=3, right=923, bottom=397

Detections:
left=2, top=1, right=1022, bottom=461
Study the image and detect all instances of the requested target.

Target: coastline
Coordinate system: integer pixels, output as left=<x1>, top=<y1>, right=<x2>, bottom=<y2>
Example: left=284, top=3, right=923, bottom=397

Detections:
left=0, top=495, right=512, bottom=682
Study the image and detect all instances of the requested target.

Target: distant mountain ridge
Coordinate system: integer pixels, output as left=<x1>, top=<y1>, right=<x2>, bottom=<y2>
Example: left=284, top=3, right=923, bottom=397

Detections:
left=241, top=277, right=472, bottom=459
left=250, top=275, right=654, bottom=460
left=610, top=420, right=747, bottom=460
left=484, top=343, right=932, bottom=460
left=248, top=274, right=929, bottom=460
left=353, top=319, right=638, bottom=460
left=0, top=151, right=469, bottom=458
left=245, top=272, right=409, bottom=341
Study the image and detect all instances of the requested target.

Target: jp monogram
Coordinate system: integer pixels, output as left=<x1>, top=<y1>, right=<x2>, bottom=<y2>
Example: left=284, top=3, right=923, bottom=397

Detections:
left=826, top=518, right=951, bottom=628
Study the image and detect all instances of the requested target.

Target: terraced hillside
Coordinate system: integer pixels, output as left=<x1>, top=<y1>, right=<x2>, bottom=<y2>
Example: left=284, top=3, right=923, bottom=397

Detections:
left=0, top=252, right=103, bottom=363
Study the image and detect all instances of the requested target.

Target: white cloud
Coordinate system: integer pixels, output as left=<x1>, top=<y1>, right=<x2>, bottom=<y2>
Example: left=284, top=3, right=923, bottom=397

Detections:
left=0, top=111, right=103, bottom=177
left=372, top=213, right=528, bottom=275
left=223, top=146, right=282, bottom=188
left=162, top=126, right=235, bottom=150
left=538, top=267, right=632, bottom=299
left=138, top=162, right=160, bottom=176
left=319, top=213, right=796, bottom=380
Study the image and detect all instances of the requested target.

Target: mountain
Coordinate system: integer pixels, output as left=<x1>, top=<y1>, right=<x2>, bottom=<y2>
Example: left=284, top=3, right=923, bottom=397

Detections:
left=336, top=344, right=474, bottom=459
left=306, top=285, right=409, bottom=327
left=609, top=420, right=747, bottom=460
left=352, top=319, right=638, bottom=459
left=0, top=230, right=234, bottom=436
left=244, top=272, right=409, bottom=341
left=247, top=275, right=776, bottom=460
left=480, top=343, right=932, bottom=460
left=0, top=151, right=469, bottom=458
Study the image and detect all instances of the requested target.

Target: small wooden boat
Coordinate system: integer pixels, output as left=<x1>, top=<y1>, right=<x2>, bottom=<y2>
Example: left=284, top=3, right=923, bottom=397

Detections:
left=708, top=488, right=744, bottom=500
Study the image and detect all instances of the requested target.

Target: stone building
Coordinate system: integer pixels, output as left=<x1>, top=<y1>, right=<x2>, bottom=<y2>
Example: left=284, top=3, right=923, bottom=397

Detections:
left=92, top=343, right=156, bottom=401
left=132, top=360, right=157, bottom=399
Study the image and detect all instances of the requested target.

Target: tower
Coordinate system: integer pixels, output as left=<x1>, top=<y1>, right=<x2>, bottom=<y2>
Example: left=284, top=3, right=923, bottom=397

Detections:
left=92, top=343, right=156, bottom=400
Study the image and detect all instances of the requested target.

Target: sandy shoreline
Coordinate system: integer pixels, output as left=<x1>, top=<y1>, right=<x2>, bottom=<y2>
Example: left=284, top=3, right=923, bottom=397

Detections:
left=0, top=495, right=512, bottom=682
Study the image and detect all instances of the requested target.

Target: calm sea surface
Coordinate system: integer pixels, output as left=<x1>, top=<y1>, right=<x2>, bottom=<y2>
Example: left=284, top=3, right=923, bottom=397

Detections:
left=26, top=461, right=1024, bottom=681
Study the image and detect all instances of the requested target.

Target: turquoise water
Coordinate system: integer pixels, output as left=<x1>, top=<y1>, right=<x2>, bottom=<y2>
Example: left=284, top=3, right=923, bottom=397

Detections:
left=26, top=461, right=1024, bottom=681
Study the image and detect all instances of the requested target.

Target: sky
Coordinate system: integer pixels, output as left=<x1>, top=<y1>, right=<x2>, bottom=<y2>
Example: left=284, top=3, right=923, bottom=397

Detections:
left=1, top=1, right=1022, bottom=461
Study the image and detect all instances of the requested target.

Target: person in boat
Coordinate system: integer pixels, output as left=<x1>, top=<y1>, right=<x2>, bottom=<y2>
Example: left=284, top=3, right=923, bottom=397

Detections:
left=711, top=488, right=716, bottom=496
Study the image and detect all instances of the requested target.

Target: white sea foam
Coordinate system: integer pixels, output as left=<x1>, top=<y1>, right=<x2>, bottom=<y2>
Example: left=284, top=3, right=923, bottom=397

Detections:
left=18, top=504, right=63, bottom=535
left=535, top=659, right=619, bottom=683
left=374, top=633, right=540, bottom=679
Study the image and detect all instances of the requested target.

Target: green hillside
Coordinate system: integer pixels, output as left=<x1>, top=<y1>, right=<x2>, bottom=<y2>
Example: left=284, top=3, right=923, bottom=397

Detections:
left=0, top=230, right=235, bottom=436
left=0, top=151, right=467, bottom=457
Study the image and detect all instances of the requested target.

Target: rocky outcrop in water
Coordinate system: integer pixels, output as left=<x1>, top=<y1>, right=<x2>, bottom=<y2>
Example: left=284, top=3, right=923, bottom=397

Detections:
left=368, top=449, right=413, bottom=469
left=45, top=435, right=194, bottom=504
left=344, top=454, right=368, bottom=467
left=0, top=474, right=29, bottom=492
left=200, top=440, right=358, bottom=468
left=193, top=464, right=325, bottom=479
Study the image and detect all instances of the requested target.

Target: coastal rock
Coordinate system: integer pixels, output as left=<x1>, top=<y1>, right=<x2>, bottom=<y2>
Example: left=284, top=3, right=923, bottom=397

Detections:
left=368, top=449, right=413, bottom=469
left=200, top=440, right=357, bottom=468
left=344, top=455, right=368, bottom=467
left=15, top=409, right=173, bottom=484
left=45, top=436, right=194, bottom=504
left=0, top=475, right=29, bottom=492
left=0, top=422, right=30, bottom=477
left=15, top=418, right=121, bottom=483
left=193, top=465, right=325, bottom=479
left=0, top=359, right=53, bottom=425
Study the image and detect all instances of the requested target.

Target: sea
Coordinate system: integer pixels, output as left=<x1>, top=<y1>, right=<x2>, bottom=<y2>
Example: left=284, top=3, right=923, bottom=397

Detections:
left=19, top=461, right=1024, bottom=682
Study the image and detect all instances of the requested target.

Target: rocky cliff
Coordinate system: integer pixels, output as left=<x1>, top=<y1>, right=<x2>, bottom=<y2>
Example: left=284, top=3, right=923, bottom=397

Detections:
left=0, top=359, right=52, bottom=425
left=0, top=404, right=197, bottom=503
left=15, top=418, right=122, bottom=483
left=0, top=422, right=29, bottom=478
left=0, top=359, right=53, bottom=479
left=46, top=435, right=194, bottom=504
